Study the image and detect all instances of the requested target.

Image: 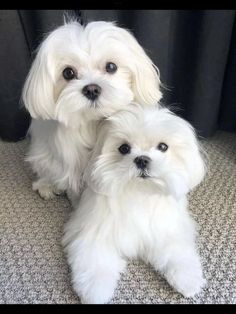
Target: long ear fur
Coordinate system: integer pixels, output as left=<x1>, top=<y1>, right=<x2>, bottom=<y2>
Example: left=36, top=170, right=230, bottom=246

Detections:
left=119, top=28, right=162, bottom=106
left=165, top=134, right=206, bottom=200
left=176, top=120, right=206, bottom=191
left=184, top=138, right=206, bottom=190
left=21, top=39, right=56, bottom=119
left=132, top=56, right=163, bottom=106
left=83, top=121, right=109, bottom=193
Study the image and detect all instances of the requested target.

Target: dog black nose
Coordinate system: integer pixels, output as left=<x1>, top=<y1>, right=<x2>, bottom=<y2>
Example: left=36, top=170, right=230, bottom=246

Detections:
left=82, top=84, right=101, bottom=101
left=134, top=156, right=151, bottom=170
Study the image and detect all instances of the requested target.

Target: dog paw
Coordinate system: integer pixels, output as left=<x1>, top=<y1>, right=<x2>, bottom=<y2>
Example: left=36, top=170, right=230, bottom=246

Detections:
left=36, top=185, right=55, bottom=200
left=32, top=182, right=53, bottom=200
left=165, top=266, right=206, bottom=298
left=73, top=275, right=117, bottom=304
left=32, top=181, right=65, bottom=200
left=53, top=187, right=65, bottom=196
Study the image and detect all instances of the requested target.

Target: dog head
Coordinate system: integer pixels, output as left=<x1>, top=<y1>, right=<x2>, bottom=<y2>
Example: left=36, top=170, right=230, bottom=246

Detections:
left=22, top=20, right=162, bottom=127
left=86, top=105, right=206, bottom=199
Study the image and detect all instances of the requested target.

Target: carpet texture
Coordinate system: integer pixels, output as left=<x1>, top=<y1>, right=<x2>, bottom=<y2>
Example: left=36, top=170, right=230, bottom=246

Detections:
left=0, top=131, right=235, bottom=304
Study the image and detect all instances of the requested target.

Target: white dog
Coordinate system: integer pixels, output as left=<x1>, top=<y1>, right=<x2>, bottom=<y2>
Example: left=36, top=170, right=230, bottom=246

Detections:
left=22, top=18, right=162, bottom=200
left=63, top=104, right=206, bottom=304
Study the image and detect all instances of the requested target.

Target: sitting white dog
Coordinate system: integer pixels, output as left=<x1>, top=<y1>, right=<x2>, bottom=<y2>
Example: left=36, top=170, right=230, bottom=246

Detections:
left=22, top=18, right=162, bottom=200
left=63, top=104, right=206, bottom=304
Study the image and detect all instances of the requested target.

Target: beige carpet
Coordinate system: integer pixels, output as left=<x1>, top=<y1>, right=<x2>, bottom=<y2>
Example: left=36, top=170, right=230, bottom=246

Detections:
left=0, top=131, right=235, bottom=304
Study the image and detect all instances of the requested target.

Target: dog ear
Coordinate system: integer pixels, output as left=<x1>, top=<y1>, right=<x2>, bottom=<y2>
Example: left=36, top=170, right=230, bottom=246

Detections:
left=21, top=40, right=56, bottom=120
left=163, top=112, right=206, bottom=199
left=183, top=139, right=206, bottom=191
left=84, top=120, right=126, bottom=196
left=121, top=29, right=162, bottom=106
left=132, top=55, right=162, bottom=106
left=83, top=122, right=108, bottom=193
left=174, top=123, right=206, bottom=195
left=165, top=141, right=205, bottom=200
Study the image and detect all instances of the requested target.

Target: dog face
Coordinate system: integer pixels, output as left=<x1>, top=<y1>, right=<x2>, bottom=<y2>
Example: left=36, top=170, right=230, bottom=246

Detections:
left=22, top=20, right=162, bottom=127
left=86, top=105, right=206, bottom=199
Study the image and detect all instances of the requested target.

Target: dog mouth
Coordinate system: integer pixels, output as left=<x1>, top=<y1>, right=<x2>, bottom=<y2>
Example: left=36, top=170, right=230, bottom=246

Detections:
left=89, top=100, right=99, bottom=109
left=138, top=171, right=151, bottom=179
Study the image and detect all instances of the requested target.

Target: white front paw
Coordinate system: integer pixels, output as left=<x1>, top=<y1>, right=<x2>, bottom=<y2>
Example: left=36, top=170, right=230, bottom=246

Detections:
left=32, top=181, right=64, bottom=200
left=73, top=274, right=117, bottom=304
left=165, top=266, right=206, bottom=298
left=32, top=183, right=55, bottom=200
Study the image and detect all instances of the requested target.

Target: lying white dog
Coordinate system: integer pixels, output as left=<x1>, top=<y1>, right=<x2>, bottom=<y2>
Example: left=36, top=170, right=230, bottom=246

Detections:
left=22, top=18, right=162, bottom=200
left=63, top=104, right=206, bottom=304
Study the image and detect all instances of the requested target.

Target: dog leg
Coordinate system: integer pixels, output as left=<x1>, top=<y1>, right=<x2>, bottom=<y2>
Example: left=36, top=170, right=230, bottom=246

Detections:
left=149, top=243, right=206, bottom=298
left=66, top=241, right=126, bottom=304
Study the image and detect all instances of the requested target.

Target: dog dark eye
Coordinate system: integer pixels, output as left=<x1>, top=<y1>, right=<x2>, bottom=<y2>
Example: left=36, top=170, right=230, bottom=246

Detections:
left=63, top=67, right=76, bottom=80
left=105, top=62, right=117, bottom=74
left=118, top=143, right=131, bottom=155
left=157, top=142, right=168, bottom=152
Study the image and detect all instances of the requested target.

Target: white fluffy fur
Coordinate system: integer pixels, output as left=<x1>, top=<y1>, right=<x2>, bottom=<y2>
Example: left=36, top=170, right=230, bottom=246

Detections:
left=63, top=105, right=206, bottom=304
left=22, top=19, right=162, bottom=199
